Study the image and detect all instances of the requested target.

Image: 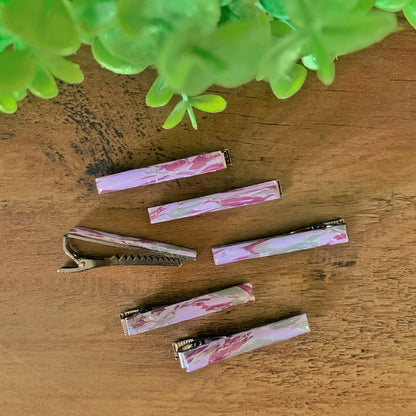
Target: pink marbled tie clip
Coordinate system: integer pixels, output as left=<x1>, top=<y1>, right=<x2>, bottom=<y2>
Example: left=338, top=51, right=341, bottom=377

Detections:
left=148, top=180, right=282, bottom=224
left=212, top=219, right=348, bottom=265
left=95, top=150, right=231, bottom=194
left=120, top=283, right=255, bottom=335
left=173, top=313, right=310, bottom=372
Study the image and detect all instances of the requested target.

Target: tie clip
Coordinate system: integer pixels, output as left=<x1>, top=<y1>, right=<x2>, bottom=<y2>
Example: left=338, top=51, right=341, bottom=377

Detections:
left=57, top=227, right=196, bottom=273
left=148, top=180, right=282, bottom=224
left=173, top=313, right=310, bottom=372
left=120, top=283, right=255, bottom=335
left=96, top=149, right=231, bottom=194
left=212, top=219, right=348, bottom=265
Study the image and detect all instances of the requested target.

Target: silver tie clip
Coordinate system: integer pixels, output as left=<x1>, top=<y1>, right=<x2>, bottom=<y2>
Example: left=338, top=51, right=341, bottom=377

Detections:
left=57, top=227, right=197, bottom=273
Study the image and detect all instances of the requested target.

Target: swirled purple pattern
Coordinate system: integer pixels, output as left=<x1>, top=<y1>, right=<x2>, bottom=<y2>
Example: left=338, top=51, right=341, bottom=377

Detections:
left=178, top=314, right=310, bottom=372
left=121, top=283, right=255, bottom=335
left=68, top=227, right=197, bottom=260
left=212, top=224, right=348, bottom=265
left=96, top=151, right=228, bottom=194
left=148, top=181, right=281, bottom=224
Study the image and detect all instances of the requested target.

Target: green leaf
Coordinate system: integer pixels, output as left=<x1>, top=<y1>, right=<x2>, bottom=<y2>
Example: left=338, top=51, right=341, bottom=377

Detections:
left=189, top=94, right=227, bottom=113
left=118, top=0, right=220, bottom=37
left=219, top=5, right=240, bottom=24
left=0, top=20, right=14, bottom=52
left=157, top=30, right=214, bottom=95
left=0, top=35, right=13, bottom=53
left=158, top=14, right=270, bottom=96
left=375, top=0, right=410, bottom=11
left=278, top=0, right=396, bottom=91
left=302, top=54, right=319, bottom=70
left=322, top=11, right=397, bottom=56
left=46, top=56, right=84, bottom=83
left=2, top=0, right=80, bottom=55
left=261, top=0, right=287, bottom=19
left=270, top=20, right=293, bottom=37
left=29, top=66, right=58, bottom=98
left=270, top=64, right=307, bottom=99
left=219, top=1, right=262, bottom=25
left=12, top=38, right=28, bottom=51
left=91, top=37, right=144, bottom=74
left=283, top=0, right=361, bottom=27
left=317, top=60, right=335, bottom=85
left=220, top=0, right=233, bottom=5
left=71, top=0, right=117, bottom=36
left=0, top=93, right=17, bottom=113
left=163, top=100, right=187, bottom=129
left=404, top=0, right=416, bottom=28
left=186, top=104, right=198, bottom=129
left=227, top=1, right=261, bottom=20
left=12, top=88, right=27, bottom=100
left=98, top=26, right=156, bottom=68
left=258, top=30, right=306, bottom=82
left=0, top=49, right=36, bottom=92
left=146, top=75, right=174, bottom=107
left=310, top=35, right=335, bottom=84
left=352, top=0, right=376, bottom=14
left=208, top=16, right=271, bottom=87
left=78, top=32, right=94, bottom=45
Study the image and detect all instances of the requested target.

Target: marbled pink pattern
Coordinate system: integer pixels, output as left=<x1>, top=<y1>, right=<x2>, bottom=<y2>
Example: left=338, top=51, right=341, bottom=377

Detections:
left=177, top=314, right=310, bottom=372
left=148, top=180, right=281, bottom=224
left=121, top=283, right=255, bottom=335
left=212, top=224, right=348, bottom=265
left=95, top=151, right=228, bottom=194
left=68, top=227, right=197, bottom=260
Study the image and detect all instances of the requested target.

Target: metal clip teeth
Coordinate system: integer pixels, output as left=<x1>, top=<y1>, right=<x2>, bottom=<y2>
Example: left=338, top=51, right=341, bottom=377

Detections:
left=223, top=149, right=232, bottom=166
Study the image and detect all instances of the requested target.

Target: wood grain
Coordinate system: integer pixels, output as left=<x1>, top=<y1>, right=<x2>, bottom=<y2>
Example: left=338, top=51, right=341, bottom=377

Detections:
left=1, top=28, right=416, bottom=416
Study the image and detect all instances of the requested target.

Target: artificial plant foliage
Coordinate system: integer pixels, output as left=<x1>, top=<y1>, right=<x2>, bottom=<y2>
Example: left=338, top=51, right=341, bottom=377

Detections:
left=0, top=0, right=413, bottom=128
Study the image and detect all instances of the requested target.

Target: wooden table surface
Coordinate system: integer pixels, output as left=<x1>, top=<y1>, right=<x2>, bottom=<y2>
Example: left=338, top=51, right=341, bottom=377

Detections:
left=1, top=27, right=416, bottom=416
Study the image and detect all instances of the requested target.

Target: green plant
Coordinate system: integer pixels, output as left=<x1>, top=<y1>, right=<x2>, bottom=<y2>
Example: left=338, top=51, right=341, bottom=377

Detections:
left=0, top=0, right=414, bottom=128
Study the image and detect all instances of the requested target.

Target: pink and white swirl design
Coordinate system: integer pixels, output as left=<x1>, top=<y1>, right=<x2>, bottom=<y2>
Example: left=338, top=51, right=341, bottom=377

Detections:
left=96, top=151, right=228, bottom=194
left=68, top=227, right=197, bottom=260
left=122, top=283, right=255, bottom=335
left=212, top=225, right=348, bottom=265
left=178, top=314, right=310, bottom=372
left=148, top=181, right=281, bottom=224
